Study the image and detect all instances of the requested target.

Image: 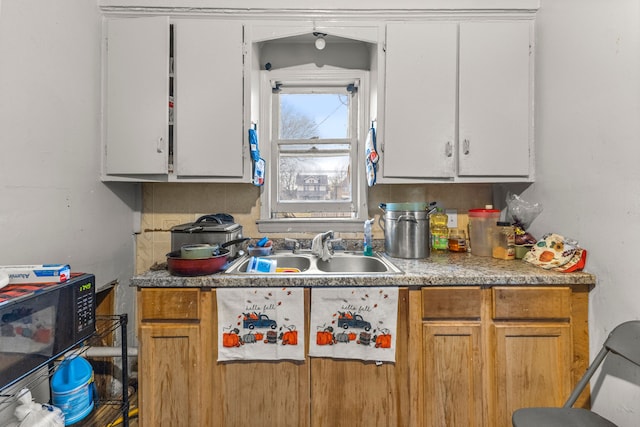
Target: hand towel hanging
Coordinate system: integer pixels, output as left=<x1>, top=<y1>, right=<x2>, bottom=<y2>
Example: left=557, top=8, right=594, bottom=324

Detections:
left=308, top=287, right=398, bottom=362
left=365, top=124, right=379, bottom=187
left=249, top=127, right=265, bottom=186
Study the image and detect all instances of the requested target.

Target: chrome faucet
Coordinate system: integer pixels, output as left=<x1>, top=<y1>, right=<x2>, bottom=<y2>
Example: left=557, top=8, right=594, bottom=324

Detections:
left=284, top=238, right=301, bottom=253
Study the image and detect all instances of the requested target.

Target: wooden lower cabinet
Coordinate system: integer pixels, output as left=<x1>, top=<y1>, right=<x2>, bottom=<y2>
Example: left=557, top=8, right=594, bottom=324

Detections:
left=138, top=285, right=589, bottom=427
left=420, top=285, right=590, bottom=427
left=138, top=288, right=209, bottom=427
left=138, top=323, right=201, bottom=427
left=422, top=323, right=483, bottom=426
left=493, top=323, right=572, bottom=425
left=310, top=287, right=411, bottom=427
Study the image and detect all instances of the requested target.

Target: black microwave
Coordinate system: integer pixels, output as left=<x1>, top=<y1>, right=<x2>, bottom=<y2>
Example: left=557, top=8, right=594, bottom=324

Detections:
left=0, top=273, right=96, bottom=390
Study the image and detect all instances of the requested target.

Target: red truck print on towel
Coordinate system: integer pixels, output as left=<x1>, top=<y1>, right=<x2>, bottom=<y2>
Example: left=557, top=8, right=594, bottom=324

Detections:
left=242, top=312, right=277, bottom=330
left=337, top=311, right=371, bottom=331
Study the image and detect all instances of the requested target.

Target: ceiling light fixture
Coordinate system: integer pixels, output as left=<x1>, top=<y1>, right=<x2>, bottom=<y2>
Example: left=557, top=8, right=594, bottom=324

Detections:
left=313, top=32, right=327, bottom=50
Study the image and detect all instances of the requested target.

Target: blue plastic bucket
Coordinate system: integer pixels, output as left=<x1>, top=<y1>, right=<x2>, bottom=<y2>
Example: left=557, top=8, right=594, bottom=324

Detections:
left=51, top=356, right=95, bottom=425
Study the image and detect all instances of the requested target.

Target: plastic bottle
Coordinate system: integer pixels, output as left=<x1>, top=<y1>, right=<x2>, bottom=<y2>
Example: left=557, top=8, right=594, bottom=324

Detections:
left=430, top=208, right=449, bottom=252
left=363, top=218, right=374, bottom=256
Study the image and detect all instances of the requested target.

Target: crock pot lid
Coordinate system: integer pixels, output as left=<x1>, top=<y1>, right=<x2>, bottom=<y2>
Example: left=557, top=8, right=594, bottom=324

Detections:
left=171, top=221, right=241, bottom=233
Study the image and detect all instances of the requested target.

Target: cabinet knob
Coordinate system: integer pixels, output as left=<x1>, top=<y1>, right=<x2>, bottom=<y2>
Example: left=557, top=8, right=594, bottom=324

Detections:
left=157, top=137, right=164, bottom=153
left=463, top=139, right=470, bottom=155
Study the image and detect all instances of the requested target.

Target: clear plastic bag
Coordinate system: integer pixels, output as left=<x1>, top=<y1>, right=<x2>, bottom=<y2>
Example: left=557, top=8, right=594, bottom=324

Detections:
left=6, top=389, right=65, bottom=427
left=506, top=193, right=543, bottom=245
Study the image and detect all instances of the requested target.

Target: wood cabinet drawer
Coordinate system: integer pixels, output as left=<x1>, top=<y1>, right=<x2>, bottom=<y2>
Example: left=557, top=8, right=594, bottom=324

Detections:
left=422, top=287, right=482, bottom=319
left=139, top=288, right=200, bottom=321
left=492, top=287, right=571, bottom=320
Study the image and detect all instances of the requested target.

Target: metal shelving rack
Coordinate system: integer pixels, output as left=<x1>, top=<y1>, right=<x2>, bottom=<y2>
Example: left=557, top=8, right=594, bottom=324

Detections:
left=0, top=314, right=130, bottom=427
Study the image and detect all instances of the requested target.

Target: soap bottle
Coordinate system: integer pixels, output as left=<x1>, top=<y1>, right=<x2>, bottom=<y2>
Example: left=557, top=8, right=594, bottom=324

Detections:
left=430, top=208, right=449, bottom=252
left=364, top=218, right=374, bottom=256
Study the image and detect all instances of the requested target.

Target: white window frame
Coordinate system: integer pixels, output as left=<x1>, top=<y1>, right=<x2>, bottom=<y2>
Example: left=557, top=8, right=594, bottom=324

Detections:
left=257, top=69, right=369, bottom=233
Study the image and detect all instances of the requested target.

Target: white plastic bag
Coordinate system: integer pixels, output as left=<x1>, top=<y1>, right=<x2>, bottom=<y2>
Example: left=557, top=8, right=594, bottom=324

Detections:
left=8, top=388, right=64, bottom=427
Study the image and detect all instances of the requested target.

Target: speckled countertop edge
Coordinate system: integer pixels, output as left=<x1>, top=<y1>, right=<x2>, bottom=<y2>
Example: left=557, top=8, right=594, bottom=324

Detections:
left=131, top=252, right=596, bottom=288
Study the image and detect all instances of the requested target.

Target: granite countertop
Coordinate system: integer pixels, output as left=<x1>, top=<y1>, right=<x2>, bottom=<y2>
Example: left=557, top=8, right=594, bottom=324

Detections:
left=131, top=251, right=596, bottom=288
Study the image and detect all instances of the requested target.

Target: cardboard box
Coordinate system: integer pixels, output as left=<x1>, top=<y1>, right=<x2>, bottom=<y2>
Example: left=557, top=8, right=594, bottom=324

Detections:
left=0, top=264, right=71, bottom=284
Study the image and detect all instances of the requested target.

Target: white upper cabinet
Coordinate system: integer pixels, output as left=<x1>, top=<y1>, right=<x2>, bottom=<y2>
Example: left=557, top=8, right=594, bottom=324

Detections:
left=173, top=19, right=244, bottom=178
left=105, top=16, right=169, bottom=176
left=103, top=17, right=246, bottom=181
left=383, top=22, right=457, bottom=179
left=382, top=19, right=534, bottom=183
left=458, top=21, right=532, bottom=178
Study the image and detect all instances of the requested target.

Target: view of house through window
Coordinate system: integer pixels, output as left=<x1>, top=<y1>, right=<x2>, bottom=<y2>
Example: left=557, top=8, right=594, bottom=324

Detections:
left=271, top=85, right=358, bottom=219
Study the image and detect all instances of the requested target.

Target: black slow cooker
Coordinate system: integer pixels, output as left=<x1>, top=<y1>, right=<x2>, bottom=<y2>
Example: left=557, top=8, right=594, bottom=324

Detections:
left=170, top=214, right=244, bottom=258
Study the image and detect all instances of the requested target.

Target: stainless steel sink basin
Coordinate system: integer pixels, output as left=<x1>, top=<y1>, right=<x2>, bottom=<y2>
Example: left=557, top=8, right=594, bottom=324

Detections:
left=230, top=255, right=312, bottom=273
left=315, top=256, right=390, bottom=273
left=225, top=250, right=402, bottom=275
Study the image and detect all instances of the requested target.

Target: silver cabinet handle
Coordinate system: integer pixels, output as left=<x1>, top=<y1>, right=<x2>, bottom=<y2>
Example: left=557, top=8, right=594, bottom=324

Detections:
left=157, top=136, right=164, bottom=153
left=445, top=141, right=453, bottom=157
left=462, top=139, right=470, bottom=155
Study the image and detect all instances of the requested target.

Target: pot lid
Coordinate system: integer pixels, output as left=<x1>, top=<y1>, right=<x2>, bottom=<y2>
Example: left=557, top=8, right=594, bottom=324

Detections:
left=171, top=213, right=241, bottom=233
left=379, top=202, right=436, bottom=212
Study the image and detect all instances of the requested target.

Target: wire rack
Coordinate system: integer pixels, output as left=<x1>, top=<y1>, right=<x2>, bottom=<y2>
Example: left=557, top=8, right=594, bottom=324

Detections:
left=0, top=314, right=130, bottom=427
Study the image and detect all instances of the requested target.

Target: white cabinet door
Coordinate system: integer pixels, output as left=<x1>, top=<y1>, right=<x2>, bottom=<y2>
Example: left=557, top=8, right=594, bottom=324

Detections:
left=383, top=22, right=457, bottom=179
left=173, top=20, right=244, bottom=178
left=105, top=16, right=169, bottom=175
left=458, top=21, right=532, bottom=177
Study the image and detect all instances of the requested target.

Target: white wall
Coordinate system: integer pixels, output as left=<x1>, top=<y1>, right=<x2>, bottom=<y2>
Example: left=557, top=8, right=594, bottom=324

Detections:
left=0, top=1, right=137, bottom=316
left=526, top=0, right=640, bottom=424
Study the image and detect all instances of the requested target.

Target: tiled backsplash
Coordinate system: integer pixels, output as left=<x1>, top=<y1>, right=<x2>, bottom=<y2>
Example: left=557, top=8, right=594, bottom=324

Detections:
left=136, top=183, right=492, bottom=273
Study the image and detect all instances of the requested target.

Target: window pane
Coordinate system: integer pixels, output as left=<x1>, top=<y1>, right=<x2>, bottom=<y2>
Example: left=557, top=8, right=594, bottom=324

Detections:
left=279, top=93, right=349, bottom=139
left=279, top=155, right=351, bottom=202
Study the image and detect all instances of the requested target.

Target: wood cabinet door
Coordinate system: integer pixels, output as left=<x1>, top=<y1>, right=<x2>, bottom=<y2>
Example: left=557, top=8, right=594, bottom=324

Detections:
left=492, top=323, right=572, bottom=427
left=383, top=22, right=457, bottom=180
left=309, top=288, right=410, bottom=427
left=422, top=322, right=483, bottom=427
left=458, top=21, right=532, bottom=177
left=105, top=16, right=169, bottom=175
left=173, top=20, right=244, bottom=178
left=139, top=323, right=201, bottom=427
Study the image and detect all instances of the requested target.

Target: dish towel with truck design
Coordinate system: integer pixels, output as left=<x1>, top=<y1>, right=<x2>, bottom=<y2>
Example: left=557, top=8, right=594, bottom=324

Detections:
left=308, top=287, right=398, bottom=362
left=217, top=287, right=305, bottom=361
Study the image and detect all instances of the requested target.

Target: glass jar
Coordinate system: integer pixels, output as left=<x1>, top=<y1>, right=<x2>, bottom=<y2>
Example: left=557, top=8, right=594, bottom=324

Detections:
left=492, top=222, right=515, bottom=260
left=448, top=228, right=468, bottom=252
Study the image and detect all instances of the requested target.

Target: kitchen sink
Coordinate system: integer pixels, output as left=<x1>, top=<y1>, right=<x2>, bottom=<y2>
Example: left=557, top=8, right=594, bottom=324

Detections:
left=225, top=250, right=402, bottom=275
left=315, top=256, right=390, bottom=273
left=227, top=254, right=312, bottom=273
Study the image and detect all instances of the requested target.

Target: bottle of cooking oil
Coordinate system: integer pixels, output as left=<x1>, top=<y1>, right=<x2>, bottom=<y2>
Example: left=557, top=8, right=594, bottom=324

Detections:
left=430, top=208, right=449, bottom=252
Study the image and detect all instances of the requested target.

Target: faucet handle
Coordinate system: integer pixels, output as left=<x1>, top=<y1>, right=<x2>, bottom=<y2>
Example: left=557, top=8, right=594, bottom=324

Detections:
left=284, top=238, right=301, bottom=252
left=327, top=238, right=343, bottom=251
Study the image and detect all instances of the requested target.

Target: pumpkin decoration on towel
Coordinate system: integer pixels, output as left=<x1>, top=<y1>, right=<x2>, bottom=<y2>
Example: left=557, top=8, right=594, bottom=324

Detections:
left=316, top=327, right=334, bottom=346
left=223, top=328, right=242, bottom=347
